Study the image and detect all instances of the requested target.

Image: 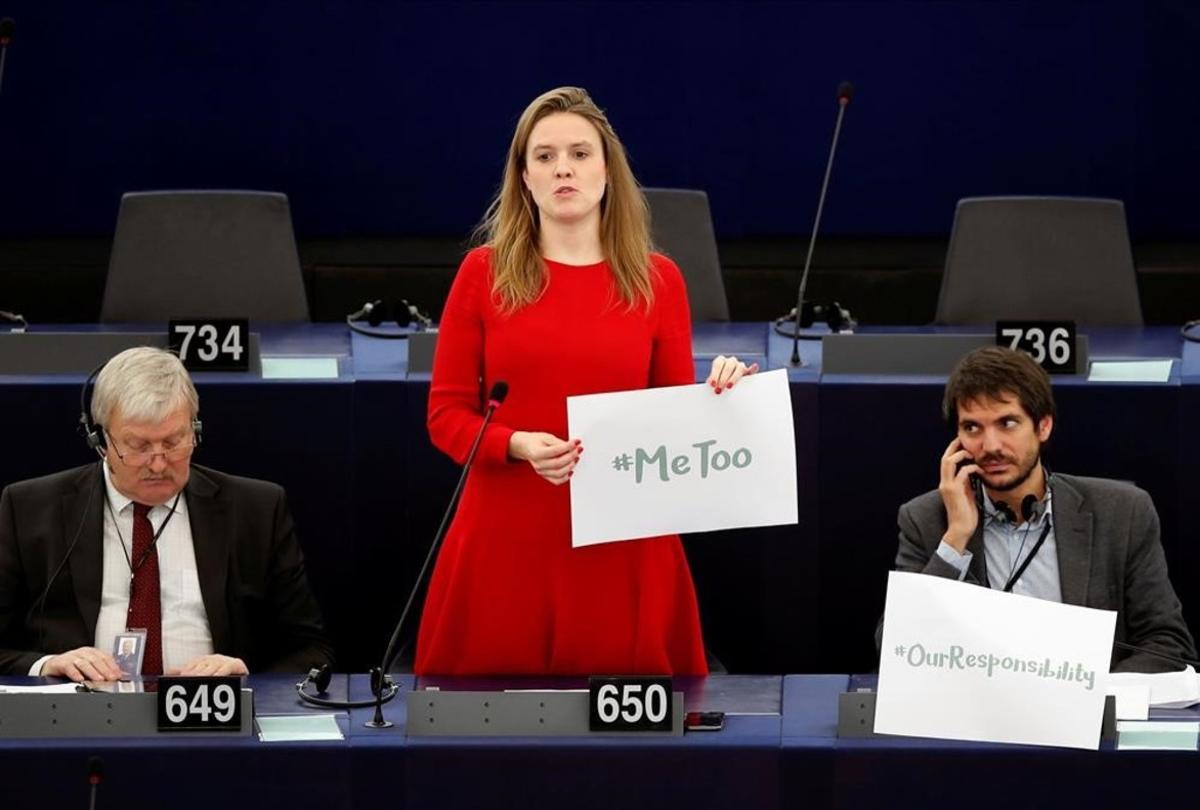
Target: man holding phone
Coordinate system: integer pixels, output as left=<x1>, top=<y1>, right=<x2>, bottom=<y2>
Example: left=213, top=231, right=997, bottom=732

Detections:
left=885, top=346, right=1195, bottom=672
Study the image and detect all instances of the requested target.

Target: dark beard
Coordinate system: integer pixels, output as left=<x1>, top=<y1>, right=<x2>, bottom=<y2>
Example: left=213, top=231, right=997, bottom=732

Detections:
left=985, top=452, right=1041, bottom=493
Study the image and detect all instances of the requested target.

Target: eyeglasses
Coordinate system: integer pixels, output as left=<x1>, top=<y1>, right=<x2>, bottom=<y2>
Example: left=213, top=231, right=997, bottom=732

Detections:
left=105, top=432, right=196, bottom=467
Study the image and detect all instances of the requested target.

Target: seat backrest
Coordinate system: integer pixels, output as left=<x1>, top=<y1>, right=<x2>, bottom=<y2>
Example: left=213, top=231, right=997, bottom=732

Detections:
left=101, top=191, right=310, bottom=322
left=935, top=196, right=1142, bottom=326
left=643, top=188, right=730, bottom=322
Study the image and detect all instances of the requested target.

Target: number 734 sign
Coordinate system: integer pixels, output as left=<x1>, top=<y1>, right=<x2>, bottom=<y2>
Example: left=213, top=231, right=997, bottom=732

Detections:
left=169, top=319, right=250, bottom=371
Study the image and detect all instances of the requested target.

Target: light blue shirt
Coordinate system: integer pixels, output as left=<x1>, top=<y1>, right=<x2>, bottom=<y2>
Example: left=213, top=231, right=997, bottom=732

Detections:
left=935, top=489, right=1062, bottom=602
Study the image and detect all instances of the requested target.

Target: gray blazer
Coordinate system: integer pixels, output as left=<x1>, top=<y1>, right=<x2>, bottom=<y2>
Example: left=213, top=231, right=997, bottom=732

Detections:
left=885, top=473, right=1196, bottom=673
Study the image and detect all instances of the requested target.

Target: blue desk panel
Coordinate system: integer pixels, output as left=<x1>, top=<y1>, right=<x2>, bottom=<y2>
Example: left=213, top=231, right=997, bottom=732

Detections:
left=0, top=325, right=1194, bottom=673
left=3, top=673, right=1197, bottom=809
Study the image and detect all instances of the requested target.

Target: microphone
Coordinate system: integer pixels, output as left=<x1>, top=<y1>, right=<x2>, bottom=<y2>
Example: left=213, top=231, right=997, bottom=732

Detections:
left=296, top=381, right=510, bottom=725
left=0, top=18, right=13, bottom=96
left=1113, top=641, right=1200, bottom=671
left=87, top=755, right=103, bottom=810
left=364, top=380, right=509, bottom=728
left=0, top=309, right=27, bottom=332
left=789, top=80, right=855, bottom=366
left=376, top=380, right=509, bottom=672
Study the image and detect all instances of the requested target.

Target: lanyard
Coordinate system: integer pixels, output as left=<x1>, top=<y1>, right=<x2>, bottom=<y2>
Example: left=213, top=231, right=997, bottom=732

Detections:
left=1002, top=520, right=1053, bottom=593
left=103, top=492, right=182, bottom=575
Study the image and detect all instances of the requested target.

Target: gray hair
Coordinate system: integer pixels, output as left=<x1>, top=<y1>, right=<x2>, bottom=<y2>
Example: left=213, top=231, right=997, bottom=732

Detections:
left=91, top=347, right=199, bottom=427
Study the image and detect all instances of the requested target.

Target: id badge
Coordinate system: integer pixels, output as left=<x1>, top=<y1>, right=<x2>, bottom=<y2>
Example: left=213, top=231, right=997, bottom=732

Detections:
left=113, top=629, right=148, bottom=678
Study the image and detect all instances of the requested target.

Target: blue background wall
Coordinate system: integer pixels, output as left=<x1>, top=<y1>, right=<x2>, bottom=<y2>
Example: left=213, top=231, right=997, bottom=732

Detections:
left=1, top=1, right=1196, bottom=239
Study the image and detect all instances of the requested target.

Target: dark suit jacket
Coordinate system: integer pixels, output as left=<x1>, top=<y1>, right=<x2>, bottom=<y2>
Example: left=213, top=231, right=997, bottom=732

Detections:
left=885, top=473, right=1196, bottom=673
left=0, top=463, right=334, bottom=676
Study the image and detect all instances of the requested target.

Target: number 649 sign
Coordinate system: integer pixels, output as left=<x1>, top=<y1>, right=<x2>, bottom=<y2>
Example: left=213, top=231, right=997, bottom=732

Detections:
left=157, top=676, right=243, bottom=731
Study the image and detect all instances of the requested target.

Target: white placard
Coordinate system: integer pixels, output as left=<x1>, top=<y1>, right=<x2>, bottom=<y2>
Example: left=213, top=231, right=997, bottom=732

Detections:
left=876, top=571, right=1116, bottom=750
left=566, top=369, right=797, bottom=547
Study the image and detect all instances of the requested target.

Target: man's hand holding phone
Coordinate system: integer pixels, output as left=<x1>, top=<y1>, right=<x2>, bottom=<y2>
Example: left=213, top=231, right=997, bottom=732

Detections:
left=940, top=438, right=981, bottom=553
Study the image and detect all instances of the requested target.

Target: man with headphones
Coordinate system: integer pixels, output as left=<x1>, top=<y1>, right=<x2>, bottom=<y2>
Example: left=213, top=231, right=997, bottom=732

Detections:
left=883, top=346, right=1195, bottom=672
left=0, top=347, right=333, bottom=679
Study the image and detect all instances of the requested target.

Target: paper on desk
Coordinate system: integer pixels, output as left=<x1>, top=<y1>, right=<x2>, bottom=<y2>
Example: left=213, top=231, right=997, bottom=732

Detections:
left=0, top=684, right=80, bottom=694
left=261, top=357, right=340, bottom=380
left=1108, top=665, right=1200, bottom=709
left=1117, top=720, right=1200, bottom=751
left=1087, top=360, right=1173, bottom=383
left=1107, top=685, right=1150, bottom=720
left=567, top=369, right=797, bottom=546
left=256, top=713, right=344, bottom=742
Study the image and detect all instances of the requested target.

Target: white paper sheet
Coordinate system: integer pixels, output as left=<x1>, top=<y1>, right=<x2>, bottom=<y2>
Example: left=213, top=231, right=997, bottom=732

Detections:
left=1087, top=360, right=1173, bottom=383
left=1108, top=685, right=1151, bottom=721
left=0, top=684, right=80, bottom=694
left=260, top=356, right=340, bottom=379
left=566, top=369, right=797, bottom=547
left=1109, top=666, right=1200, bottom=709
left=256, top=713, right=344, bottom=742
left=876, top=571, right=1116, bottom=749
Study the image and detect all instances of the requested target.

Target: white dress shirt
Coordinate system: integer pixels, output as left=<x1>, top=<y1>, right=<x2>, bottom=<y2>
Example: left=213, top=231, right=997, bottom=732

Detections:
left=96, top=461, right=215, bottom=672
left=935, top=488, right=1062, bottom=602
left=31, top=462, right=216, bottom=676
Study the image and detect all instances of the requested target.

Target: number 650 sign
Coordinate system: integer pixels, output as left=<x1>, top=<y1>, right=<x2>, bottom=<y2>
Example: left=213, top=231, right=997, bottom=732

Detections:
left=588, top=677, right=674, bottom=732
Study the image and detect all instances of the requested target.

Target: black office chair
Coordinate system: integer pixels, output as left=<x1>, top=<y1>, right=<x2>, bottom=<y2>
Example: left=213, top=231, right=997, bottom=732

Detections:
left=101, top=191, right=310, bottom=322
left=935, top=196, right=1143, bottom=326
left=643, top=188, right=730, bottom=322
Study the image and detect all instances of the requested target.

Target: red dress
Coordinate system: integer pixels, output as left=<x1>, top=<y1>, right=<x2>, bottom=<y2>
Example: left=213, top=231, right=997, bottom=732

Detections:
left=414, top=246, right=708, bottom=676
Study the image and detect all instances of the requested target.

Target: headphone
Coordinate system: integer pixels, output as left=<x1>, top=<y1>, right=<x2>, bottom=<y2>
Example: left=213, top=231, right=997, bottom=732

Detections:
left=974, top=471, right=1052, bottom=525
left=772, top=300, right=857, bottom=339
left=987, top=493, right=1043, bottom=525
left=79, top=359, right=203, bottom=454
left=295, top=663, right=399, bottom=709
left=346, top=299, right=434, bottom=339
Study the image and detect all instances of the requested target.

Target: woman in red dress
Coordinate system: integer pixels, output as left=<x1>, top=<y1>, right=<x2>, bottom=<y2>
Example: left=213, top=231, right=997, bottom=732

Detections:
left=415, top=87, right=756, bottom=676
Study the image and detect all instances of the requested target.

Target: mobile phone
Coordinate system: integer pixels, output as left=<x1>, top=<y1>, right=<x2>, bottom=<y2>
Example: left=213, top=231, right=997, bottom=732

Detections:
left=955, top=456, right=982, bottom=491
left=684, top=710, right=725, bottom=732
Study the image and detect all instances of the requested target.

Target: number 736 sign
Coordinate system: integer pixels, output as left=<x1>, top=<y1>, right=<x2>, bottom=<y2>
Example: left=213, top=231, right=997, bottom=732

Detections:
left=169, top=319, right=250, bottom=371
left=996, top=321, right=1078, bottom=374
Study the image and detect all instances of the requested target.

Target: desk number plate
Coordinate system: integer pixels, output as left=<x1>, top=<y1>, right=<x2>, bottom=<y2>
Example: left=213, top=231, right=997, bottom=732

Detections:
left=169, top=319, right=249, bottom=371
left=588, top=677, right=673, bottom=732
left=157, top=676, right=243, bottom=731
left=996, top=321, right=1078, bottom=374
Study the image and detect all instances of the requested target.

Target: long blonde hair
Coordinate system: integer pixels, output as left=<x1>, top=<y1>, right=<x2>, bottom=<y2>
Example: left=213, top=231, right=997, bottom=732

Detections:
left=477, top=87, right=653, bottom=312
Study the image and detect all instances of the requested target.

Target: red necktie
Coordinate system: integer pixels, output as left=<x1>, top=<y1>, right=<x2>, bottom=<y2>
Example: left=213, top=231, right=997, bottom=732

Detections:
left=127, top=502, right=163, bottom=675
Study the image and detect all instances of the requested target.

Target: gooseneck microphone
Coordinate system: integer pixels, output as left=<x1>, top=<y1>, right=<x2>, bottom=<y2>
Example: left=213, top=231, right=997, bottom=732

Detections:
left=0, top=309, right=27, bottom=332
left=87, top=755, right=103, bottom=810
left=1113, top=641, right=1200, bottom=671
left=0, top=18, right=14, bottom=96
left=367, top=380, right=509, bottom=725
left=296, top=381, right=510, bottom=726
left=790, top=81, right=854, bottom=366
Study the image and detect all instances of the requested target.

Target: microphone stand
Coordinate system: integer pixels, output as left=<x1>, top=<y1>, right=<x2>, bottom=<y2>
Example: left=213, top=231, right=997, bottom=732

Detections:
left=365, top=385, right=508, bottom=728
left=791, top=84, right=853, bottom=366
left=0, top=18, right=13, bottom=96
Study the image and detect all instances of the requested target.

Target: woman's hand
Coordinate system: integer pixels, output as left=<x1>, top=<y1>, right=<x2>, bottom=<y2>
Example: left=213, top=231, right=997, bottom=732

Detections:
left=706, top=355, right=759, bottom=394
left=508, top=431, right=582, bottom=485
